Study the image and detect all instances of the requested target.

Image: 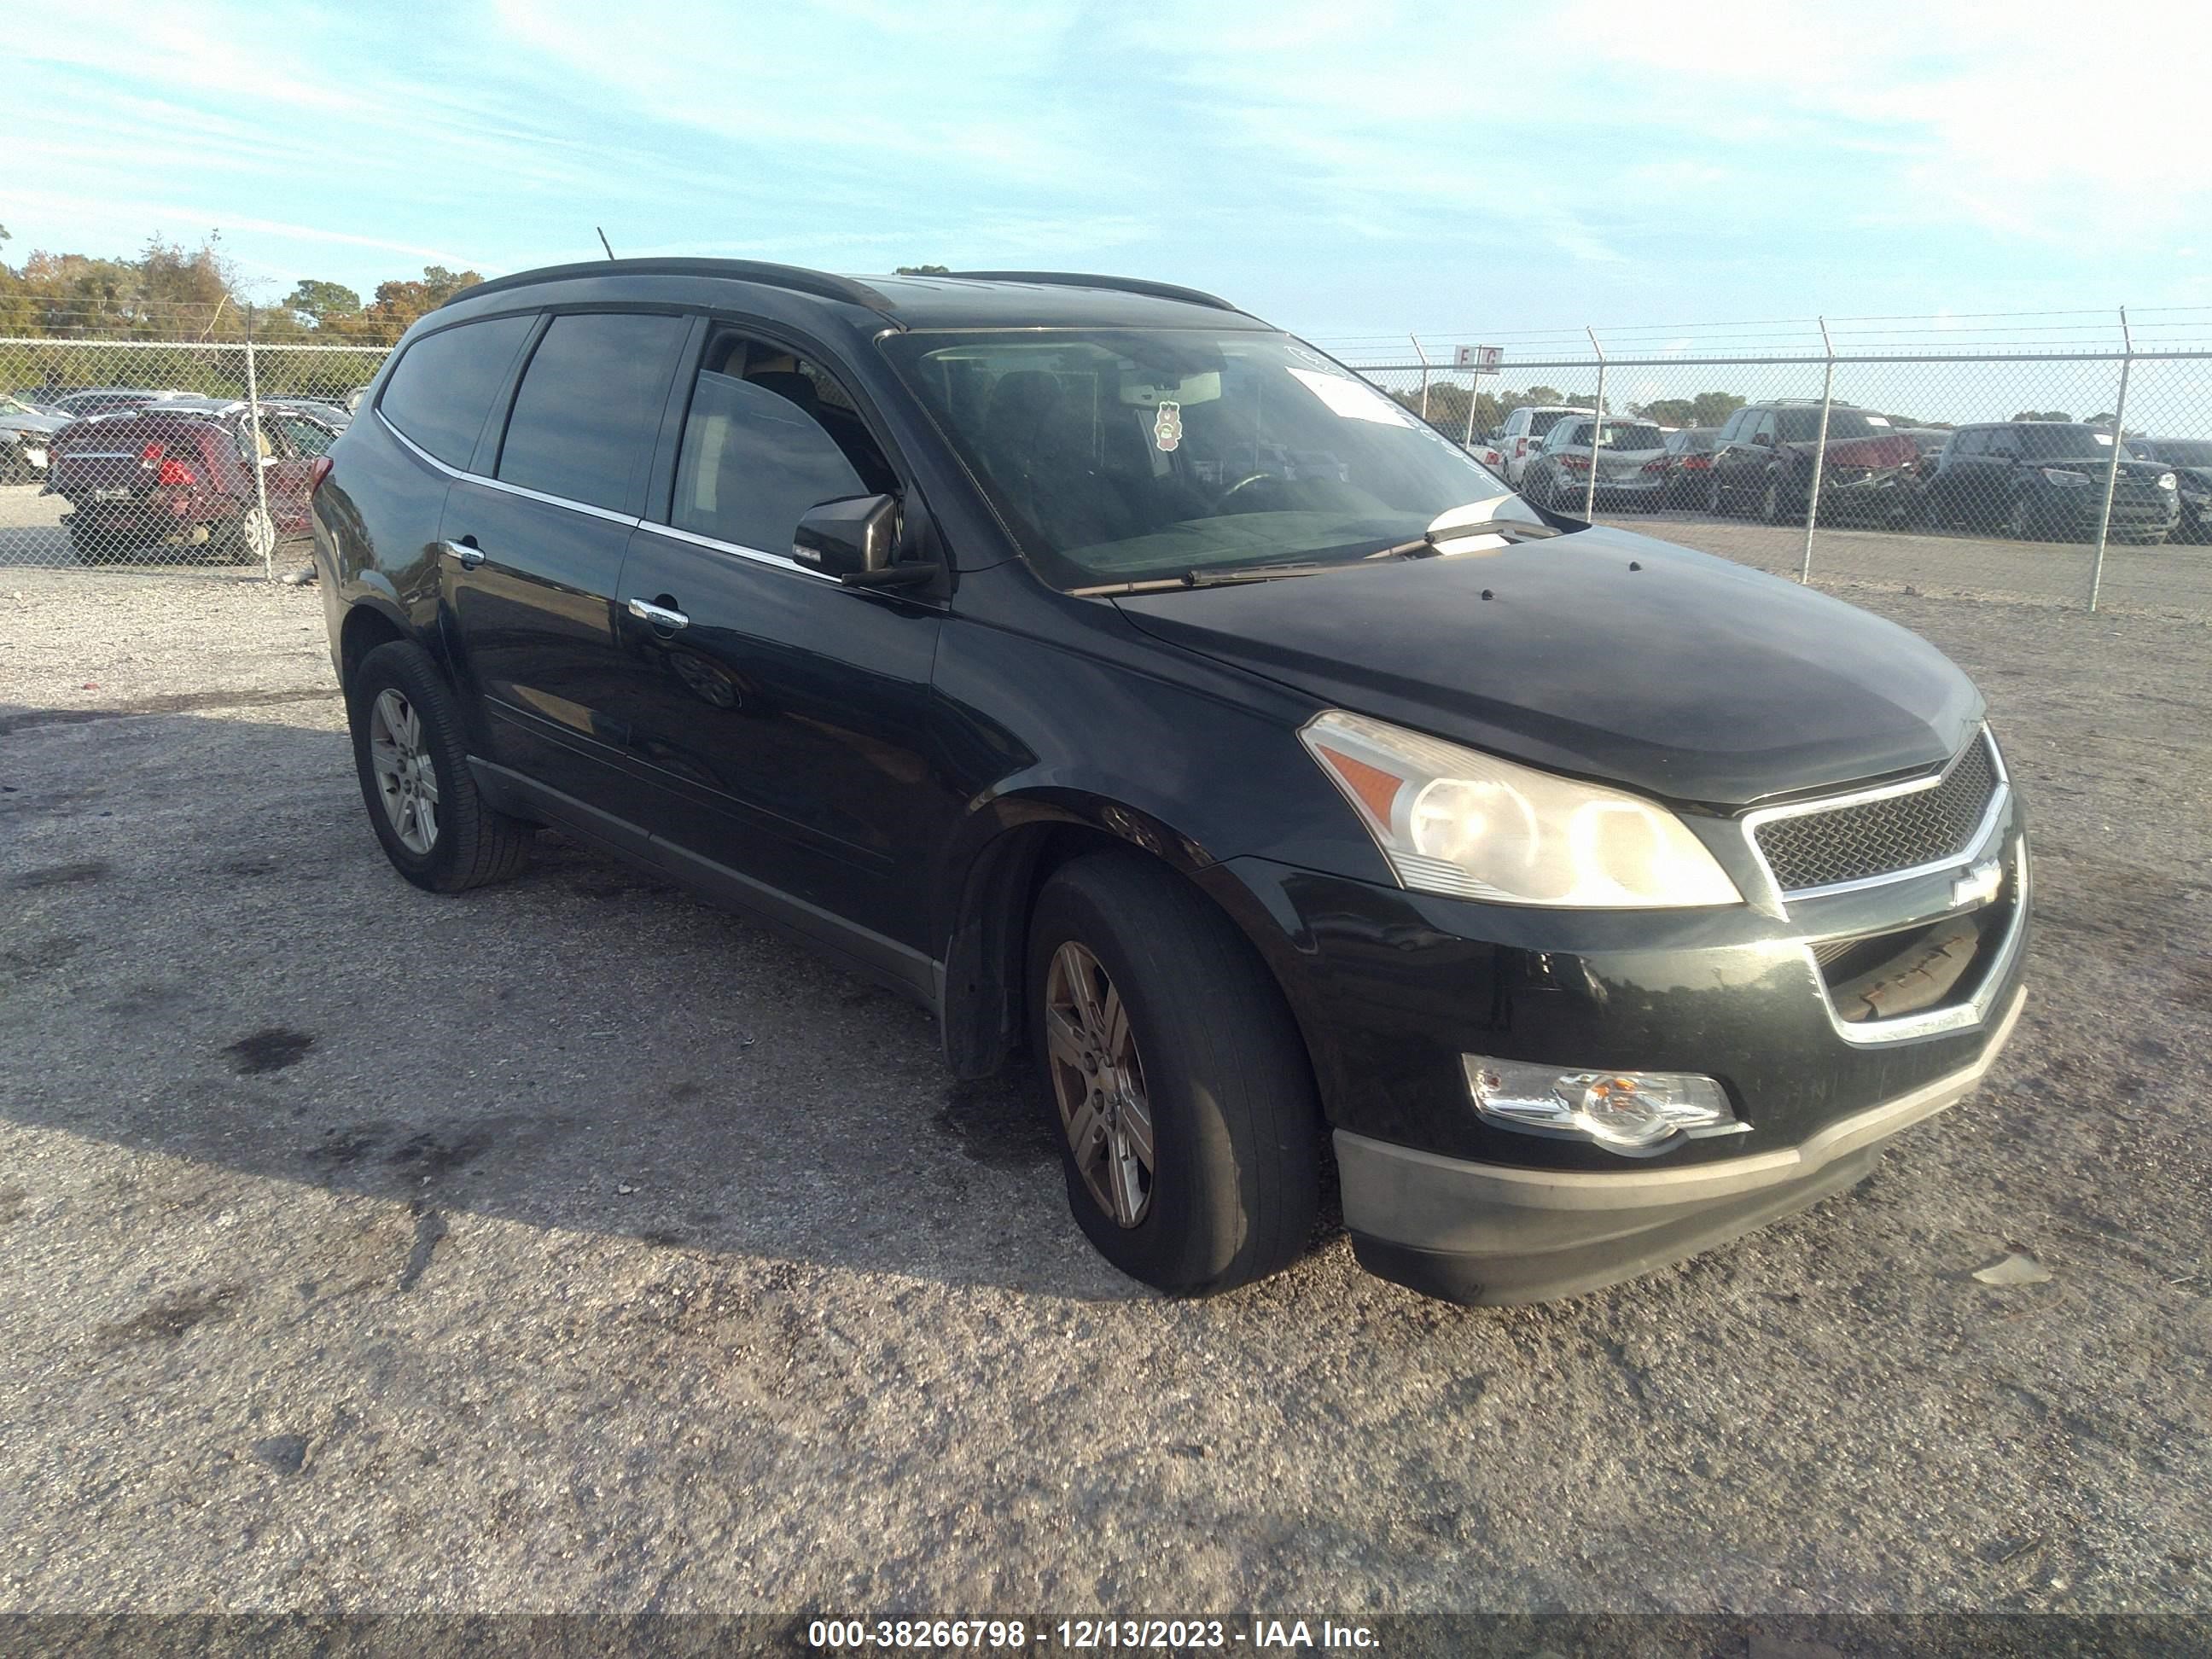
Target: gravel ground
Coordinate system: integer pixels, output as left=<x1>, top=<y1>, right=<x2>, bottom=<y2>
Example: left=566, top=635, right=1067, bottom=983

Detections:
left=1, top=567, right=2208, bottom=1617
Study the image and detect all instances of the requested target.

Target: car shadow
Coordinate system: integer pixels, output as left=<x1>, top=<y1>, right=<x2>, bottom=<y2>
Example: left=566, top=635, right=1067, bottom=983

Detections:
left=0, top=702, right=1159, bottom=1305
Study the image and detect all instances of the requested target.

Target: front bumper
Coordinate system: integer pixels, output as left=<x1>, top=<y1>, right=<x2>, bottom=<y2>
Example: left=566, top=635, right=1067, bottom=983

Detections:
left=1340, top=984, right=2022, bottom=1303
left=1197, top=786, right=2029, bottom=1304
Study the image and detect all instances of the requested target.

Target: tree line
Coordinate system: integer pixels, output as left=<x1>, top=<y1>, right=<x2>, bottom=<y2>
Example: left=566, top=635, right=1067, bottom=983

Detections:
left=0, top=229, right=480, bottom=346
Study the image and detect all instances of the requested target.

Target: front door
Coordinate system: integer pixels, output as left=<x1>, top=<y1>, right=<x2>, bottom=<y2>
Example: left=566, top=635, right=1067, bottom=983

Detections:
left=604, top=329, right=953, bottom=980
left=439, top=308, right=690, bottom=810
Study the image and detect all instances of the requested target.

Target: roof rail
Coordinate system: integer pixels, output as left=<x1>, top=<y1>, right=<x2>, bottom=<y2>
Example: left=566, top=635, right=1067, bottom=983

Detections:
left=945, top=271, right=1240, bottom=312
left=444, top=259, right=895, bottom=314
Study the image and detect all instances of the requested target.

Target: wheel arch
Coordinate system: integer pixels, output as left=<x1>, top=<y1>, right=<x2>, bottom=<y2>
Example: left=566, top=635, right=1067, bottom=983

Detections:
left=934, top=791, right=1329, bottom=1102
left=336, top=599, right=411, bottom=692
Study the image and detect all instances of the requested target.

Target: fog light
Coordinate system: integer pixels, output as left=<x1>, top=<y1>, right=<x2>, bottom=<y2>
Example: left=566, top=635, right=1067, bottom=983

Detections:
left=1463, top=1056, right=1747, bottom=1155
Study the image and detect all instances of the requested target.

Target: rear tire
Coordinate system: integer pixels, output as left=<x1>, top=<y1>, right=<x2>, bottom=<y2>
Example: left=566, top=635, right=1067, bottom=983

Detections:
left=1761, top=474, right=1784, bottom=524
left=214, top=505, right=276, bottom=565
left=1026, top=851, right=1322, bottom=1296
left=1705, top=474, right=1725, bottom=515
left=67, top=521, right=123, bottom=565
left=347, top=639, right=531, bottom=894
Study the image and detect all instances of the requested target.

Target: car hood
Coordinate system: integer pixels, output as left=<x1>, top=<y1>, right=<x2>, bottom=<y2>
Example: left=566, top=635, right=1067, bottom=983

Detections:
left=0, top=410, right=66, bottom=436
left=1112, top=525, right=1982, bottom=808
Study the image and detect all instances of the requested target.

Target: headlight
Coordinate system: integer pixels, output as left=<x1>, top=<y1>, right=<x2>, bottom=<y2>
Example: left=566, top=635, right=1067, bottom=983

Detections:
left=1301, top=709, right=1743, bottom=908
left=2040, top=468, right=2093, bottom=487
left=2158, top=471, right=2178, bottom=491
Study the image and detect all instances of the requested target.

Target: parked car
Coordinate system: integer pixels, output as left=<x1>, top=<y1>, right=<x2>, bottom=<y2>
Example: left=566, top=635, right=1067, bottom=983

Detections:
left=1490, top=404, right=1594, bottom=486
left=45, top=400, right=337, bottom=562
left=0, top=393, right=67, bottom=483
left=314, top=259, right=2027, bottom=1307
left=2116, top=437, right=2212, bottom=542
left=43, top=387, right=190, bottom=419
left=1659, top=426, right=1720, bottom=507
left=1919, top=422, right=2178, bottom=544
left=1707, top=401, right=1921, bottom=525
left=1521, top=417, right=1671, bottom=511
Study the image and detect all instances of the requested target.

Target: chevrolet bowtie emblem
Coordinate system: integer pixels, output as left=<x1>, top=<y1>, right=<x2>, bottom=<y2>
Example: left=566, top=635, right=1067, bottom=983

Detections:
left=1950, top=859, right=2004, bottom=910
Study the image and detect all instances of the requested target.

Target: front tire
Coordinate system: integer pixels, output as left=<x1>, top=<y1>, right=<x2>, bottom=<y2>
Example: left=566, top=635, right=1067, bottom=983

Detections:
left=347, top=639, right=532, bottom=893
left=1027, top=852, right=1321, bottom=1296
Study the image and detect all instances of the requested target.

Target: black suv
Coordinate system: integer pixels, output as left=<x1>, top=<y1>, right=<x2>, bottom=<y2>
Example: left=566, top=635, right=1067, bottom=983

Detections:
left=313, top=261, right=2028, bottom=1306
left=1922, top=422, right=2180, bottom=544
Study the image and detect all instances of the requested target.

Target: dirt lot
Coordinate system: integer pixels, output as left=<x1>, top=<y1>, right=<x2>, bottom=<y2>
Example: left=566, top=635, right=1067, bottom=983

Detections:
left=1, top=567, right=2209, bottom=1617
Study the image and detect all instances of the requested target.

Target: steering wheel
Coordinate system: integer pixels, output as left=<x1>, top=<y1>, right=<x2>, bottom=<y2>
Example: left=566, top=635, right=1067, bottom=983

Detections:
left=1214, top=471, right=1287, bottom=510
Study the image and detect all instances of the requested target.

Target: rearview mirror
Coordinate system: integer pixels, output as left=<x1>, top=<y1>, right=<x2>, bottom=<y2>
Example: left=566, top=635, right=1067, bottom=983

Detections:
left=792, top=493, right=934, bottom=588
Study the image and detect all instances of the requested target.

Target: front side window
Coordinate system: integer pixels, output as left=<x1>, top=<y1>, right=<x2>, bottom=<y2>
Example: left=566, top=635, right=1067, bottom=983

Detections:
left=668, top=334, right=894, bottom=556
left=380, top=314, right=533, bottom=468
left=498, top=311, right=687, bottom=512
left=882, top=329, right=1536, bottom=588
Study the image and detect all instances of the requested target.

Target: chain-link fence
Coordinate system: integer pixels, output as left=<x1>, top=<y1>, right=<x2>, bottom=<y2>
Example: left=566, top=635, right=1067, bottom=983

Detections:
left=0, top=327, right=387, bottom=573
left=1357, top=341, right=2212, bottom=618
left=8, top=314, right=2212, bottom=618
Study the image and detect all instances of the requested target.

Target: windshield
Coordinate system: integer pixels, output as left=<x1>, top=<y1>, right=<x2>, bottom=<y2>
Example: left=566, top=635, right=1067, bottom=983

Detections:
left=2139, top=439, right=2210, bottom=466
left=2014, top=424, right=2114, bottom=458
left=882, top=329, right=1543, bottom=587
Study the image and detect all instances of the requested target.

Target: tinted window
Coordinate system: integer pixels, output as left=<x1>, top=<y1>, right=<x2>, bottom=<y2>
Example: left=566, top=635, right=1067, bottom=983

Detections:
left=1952, top=429, right=1986, bottom=457
left=498, top=312, right=686, bottom=512
left=670, top=356, right=874, bottom=556
left=380, top=315, right=533, bottom=467
left=1527, top=409, right=1576, bottom=438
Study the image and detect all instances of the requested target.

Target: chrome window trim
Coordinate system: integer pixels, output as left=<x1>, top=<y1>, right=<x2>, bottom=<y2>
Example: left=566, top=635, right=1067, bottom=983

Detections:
left=376, top=408, right=643, bottom=528
left=1814, top=835, right=2028, bottom=1047
left=1742, top=725, right=2009, bottom=906
left=636, top=520, right=841, bottom=583
left=60, top=451, right=146, bottom=462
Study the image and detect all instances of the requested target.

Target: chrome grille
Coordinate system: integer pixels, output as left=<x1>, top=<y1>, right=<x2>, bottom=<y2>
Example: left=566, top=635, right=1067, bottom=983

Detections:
left=1755, top=735, right=2000, bottom=894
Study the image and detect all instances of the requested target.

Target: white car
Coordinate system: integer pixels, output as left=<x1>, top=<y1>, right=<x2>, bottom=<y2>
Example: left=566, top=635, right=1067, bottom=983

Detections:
left=1520, top=417, right=1673, bottom=512
left=1489, top=404, right=1595, bottom=486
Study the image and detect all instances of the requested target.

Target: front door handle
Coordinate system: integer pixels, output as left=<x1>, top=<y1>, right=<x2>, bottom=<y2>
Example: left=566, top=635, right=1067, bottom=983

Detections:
left=438, top=538, right=485, bottom=570
left=627, top=597, right=690, bottom=631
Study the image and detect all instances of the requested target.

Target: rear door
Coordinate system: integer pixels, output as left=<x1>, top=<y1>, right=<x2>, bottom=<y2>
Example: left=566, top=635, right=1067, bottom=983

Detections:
left=437, top=309, right=690, bottom=812
left=604, top=323, right=952, bottom=983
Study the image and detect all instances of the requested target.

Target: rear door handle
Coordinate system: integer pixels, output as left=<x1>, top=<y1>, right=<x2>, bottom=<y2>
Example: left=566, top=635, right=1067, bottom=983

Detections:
left=438, top=538, right=485, bottom=570
left=627, top=597, right=690, bottom=630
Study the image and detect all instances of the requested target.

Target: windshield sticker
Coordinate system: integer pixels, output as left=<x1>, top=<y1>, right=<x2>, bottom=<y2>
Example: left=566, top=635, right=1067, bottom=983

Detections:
left=1153, top=400, right=1183, bottom=451
left=1288, top=368, right=1415, bottom=427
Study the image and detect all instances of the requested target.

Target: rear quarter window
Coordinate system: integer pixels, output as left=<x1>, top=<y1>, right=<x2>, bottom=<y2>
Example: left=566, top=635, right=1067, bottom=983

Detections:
left=378, top=315, right=535, bottom=469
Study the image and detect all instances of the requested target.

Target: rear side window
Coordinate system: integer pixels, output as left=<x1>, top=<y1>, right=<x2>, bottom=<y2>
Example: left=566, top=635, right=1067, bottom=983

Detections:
left=379, top=315, right=533, bottom=468
left=667, top=335, right=891, bottom=557
left=497, top=312, right=687, bottom=513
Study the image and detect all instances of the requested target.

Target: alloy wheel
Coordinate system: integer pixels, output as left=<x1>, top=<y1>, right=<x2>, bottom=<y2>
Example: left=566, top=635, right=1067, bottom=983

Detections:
left=368, top=688, right=439, bottom=853
left=1044, top=940, right=1156, bottom=1228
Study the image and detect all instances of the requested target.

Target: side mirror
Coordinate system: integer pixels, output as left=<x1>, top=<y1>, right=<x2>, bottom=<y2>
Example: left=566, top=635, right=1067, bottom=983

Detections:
left=1753, top=432, right=1773, bottom=448
left=792, top=493, right=936, bottom=589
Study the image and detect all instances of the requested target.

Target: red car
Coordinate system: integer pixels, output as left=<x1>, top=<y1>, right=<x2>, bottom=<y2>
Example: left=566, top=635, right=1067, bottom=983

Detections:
left=45, top=400, right=340, bottom=564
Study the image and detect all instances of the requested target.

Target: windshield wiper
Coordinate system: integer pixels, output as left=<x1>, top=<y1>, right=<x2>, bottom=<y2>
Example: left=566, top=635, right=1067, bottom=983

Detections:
left=1075, top=562, right=1343, bottom=597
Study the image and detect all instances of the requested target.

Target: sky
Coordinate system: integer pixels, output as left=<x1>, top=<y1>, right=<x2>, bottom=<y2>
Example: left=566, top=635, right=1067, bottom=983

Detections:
left=11, top=0, right=2212, bottom=360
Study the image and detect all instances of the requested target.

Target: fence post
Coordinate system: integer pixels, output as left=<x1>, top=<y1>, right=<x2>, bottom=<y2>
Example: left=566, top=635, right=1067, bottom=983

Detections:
left=1800, top=316, right=1835, bottom=585
left=242, top=305, right=275, bottom=582
left=1583, top=327, right=1605, bottom=522
left=1411, top=334, right=1431, bottom=422
left=2087, top=306, right=2133, bottom=614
